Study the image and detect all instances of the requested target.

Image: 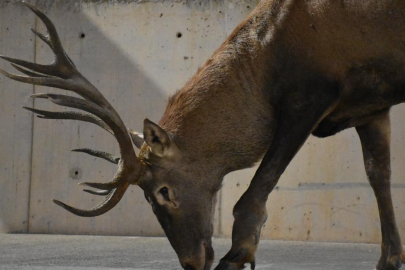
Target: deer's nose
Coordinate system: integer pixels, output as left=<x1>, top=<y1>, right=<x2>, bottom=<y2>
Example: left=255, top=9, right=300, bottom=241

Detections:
left=183, top=264, right=197, bottom=270
left=180, top=240, right=210, bottom=270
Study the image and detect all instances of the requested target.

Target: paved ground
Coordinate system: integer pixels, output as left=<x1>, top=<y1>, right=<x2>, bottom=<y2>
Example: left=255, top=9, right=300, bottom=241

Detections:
left=0, top=234, right=389, bottom=270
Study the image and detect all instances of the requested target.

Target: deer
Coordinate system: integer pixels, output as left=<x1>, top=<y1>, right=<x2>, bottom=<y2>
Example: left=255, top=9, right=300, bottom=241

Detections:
left=1, top=0, right=405, bottom=269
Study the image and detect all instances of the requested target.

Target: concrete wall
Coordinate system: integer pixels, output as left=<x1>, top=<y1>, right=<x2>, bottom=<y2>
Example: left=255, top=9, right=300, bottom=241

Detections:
left=0, top=0, right=404, bottom=244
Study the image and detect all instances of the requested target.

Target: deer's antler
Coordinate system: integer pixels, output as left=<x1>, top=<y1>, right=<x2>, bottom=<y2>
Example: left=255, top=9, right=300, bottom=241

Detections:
left=0, top=2, right=146, bottom=217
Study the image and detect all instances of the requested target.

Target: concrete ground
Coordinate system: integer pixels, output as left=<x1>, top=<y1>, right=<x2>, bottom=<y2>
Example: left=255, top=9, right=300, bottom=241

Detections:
left=0, top=234, right=387, bottom=270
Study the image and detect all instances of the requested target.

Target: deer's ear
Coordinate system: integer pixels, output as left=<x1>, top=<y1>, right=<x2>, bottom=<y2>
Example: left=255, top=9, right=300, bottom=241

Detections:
left=143, top=119, right=171, bottom=157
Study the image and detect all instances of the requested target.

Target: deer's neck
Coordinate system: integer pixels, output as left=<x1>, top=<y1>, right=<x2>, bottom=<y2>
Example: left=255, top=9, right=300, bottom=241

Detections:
left=160, top=1, right=291, bottom=175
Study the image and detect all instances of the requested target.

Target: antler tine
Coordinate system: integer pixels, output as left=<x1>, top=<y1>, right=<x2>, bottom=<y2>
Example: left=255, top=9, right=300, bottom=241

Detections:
left=29, top=93, right=135, bottom=162
left=0, top=68, right=63, bottom=87
left=0, top=55, right=58, bottom=77
left=82, top=189, right=110, bottom=196
left=78, top=159, right=135, bottom=191
left=30, top=93, right=117, bottom=129
left=55, top=159, right=137, bottom=216
left=1, top=2, right=109, bottom=107
left=23, top=107, right=114, bottom=135
left=71, top=148, right=120, bottom=164
left=11, top=63, right=47, bottom=78
left=31, top=28, right=52, bottom=49
left=0, top=3, right=147, bottom=217
left=52, top=182, right=130, bottom=217
left=23, top=2, right=72, bottom=68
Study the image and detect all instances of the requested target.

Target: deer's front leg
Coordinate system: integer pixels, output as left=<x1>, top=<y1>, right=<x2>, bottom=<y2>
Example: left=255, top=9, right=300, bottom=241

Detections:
left=356, top=111, right=405, bottom=270
left=214, top=87, right=339, bottom=270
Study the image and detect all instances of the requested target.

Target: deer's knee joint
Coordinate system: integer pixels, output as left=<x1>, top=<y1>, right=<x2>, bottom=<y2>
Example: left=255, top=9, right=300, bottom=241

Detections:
left=232, top=200, right=268, bottom=226
left=232, top=202, right=246, bottom=219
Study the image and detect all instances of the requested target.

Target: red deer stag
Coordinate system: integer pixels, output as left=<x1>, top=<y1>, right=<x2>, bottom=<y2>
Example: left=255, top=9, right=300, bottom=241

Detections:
left=1, top=1, right=405, bottom=270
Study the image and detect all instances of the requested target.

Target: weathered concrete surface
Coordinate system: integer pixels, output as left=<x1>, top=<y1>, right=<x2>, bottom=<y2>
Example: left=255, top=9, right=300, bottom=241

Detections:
left=0, top=2, right=35, bottom=233
left=0, top=234, right=390, bottom=270
left=0, top=0, right=405, bottom=245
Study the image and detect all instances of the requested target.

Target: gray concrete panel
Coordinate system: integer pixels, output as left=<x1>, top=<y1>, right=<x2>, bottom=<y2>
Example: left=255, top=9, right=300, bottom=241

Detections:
left=0, top=2, right=35, bottom=233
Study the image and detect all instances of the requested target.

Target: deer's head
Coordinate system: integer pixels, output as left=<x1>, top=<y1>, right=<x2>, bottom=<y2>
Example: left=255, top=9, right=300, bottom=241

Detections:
left=0, top=3, right=216, bottom=270
left=131, top=120, right=217, bottom=270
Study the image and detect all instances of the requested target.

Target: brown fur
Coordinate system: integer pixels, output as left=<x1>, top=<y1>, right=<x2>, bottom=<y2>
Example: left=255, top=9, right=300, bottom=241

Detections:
left=137, top=1, right=405, bottom=269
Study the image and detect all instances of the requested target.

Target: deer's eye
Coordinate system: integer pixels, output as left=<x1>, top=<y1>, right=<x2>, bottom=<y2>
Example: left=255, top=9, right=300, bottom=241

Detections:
left=160, top=187, right=170, bottom=200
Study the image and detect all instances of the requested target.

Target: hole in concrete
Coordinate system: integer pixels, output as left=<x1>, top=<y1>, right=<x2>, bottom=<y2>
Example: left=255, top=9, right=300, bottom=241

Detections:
left=176, top=32, right=182, bottom=38
left=70, top=168, right=82, bottom=179
left=80, top=33, right=86, bottom=39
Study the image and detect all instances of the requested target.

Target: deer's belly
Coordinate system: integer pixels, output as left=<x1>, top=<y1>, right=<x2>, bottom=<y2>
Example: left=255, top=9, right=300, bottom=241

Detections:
left=313, top=55, right=405, bottom=138
left=312, top=92, right=402, bottom=138
left=312, top=114, right=366, bottom=138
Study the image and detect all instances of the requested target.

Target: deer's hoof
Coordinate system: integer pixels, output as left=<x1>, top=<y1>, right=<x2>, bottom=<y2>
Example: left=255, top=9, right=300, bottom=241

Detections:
left=389, top=255, right=404, bottom=269
left=214, top=260, right=238, bottom=270
left=376, top=254, right=405, bottom=270
left=214, top=252, right=255, bottom=270
left=213, top=260, right=255, bottom=270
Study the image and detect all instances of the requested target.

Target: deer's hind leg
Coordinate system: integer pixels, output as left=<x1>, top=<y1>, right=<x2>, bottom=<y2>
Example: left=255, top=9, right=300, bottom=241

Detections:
left=356, top=110, right=405, bottom=270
